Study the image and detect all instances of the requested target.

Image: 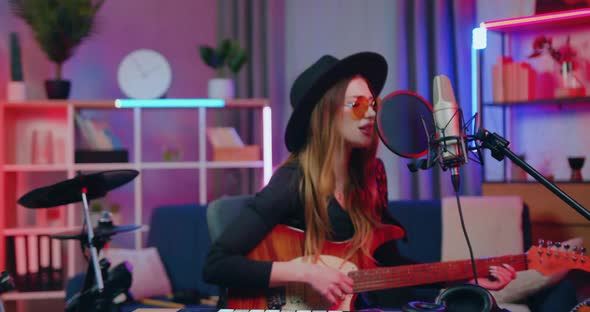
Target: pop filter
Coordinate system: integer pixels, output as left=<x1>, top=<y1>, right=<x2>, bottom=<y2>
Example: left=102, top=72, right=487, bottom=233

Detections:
left=376, top=90, right=434, bottom=159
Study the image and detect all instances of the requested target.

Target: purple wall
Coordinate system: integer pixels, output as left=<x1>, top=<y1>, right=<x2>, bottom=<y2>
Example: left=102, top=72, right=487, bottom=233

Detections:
left=0, top=0, right=217, bottom=99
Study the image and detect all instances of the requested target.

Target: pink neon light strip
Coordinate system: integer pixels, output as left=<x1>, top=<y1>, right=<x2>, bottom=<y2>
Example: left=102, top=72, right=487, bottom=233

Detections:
left=483, top=8, right=590, bottom=30
left=263, top=106, right=272, bottom=185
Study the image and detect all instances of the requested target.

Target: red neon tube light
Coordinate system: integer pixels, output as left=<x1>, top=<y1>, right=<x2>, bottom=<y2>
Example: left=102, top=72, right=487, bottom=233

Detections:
left=482, top=8, right=590, bottom=30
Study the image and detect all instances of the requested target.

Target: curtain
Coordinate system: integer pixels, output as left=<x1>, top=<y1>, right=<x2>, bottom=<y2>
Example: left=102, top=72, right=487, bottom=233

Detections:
left=216, top=0, right=286, bottom=162
left=212, top=0, right=286, bottom=197
left=394, top=0, right=479, bottom=199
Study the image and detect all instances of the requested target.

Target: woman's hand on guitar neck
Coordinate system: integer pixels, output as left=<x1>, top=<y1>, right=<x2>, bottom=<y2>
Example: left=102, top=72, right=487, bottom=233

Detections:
left=470, top=263, right=517, bottom=291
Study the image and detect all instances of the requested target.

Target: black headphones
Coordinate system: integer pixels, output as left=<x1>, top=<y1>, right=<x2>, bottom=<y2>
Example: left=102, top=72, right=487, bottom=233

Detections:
left=435, top=283, right=509, bottom=312
left=402, top=284, right=510, bottom=312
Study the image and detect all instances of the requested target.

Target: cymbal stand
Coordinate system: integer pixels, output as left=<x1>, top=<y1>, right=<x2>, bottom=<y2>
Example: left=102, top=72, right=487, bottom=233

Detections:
left=67, top=212, right=116, bottom=312
left=72, top=187, right=110, bottom=312
left=81, top=188, right=104, bottom=292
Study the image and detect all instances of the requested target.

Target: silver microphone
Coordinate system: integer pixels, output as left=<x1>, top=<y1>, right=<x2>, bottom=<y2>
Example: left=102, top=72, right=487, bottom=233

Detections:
left=433, top=74, right=467, bottom=187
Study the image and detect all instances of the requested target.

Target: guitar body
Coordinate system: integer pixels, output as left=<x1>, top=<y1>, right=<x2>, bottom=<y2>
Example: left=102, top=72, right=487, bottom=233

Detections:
left=227, top=224, right=404, bottom=310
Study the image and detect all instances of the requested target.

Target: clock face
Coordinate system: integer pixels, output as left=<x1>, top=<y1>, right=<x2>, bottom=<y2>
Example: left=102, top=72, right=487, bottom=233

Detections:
left=117, top=49, right=172, bottom=99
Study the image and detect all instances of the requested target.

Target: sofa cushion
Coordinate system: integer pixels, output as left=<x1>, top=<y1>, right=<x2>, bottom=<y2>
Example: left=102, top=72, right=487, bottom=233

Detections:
left=440, top=195, right=525, bottom=261
left=147, top=203, right=218, bottom=296
left=389, top=199, right=442, bottom=264
left=102, top=247, right=172, bottom=300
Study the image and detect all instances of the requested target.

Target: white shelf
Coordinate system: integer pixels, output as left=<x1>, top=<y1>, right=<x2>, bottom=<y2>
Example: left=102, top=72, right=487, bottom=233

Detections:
left=2, top=164, right=68, bottom=172
left=140, top=161, right=264, bottom=169
left=205, top=161, right=264, bottom=168
left=1, top=290, right=65, bottom=301
left=3, top=227, right=78, bottom=236
left=140, top=161, right=201, bottom=169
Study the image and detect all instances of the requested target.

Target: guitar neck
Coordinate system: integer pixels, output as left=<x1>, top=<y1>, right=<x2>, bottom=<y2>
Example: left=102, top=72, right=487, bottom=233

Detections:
left=350, top=254, right=528, bottom=292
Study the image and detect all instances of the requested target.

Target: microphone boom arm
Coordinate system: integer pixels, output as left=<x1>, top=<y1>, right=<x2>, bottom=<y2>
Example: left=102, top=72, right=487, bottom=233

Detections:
left=476, top=128, right=590, bottom=222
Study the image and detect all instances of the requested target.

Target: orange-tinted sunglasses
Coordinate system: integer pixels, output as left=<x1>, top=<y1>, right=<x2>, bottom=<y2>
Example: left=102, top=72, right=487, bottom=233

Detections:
left=345, top=96, right=381, bottom=119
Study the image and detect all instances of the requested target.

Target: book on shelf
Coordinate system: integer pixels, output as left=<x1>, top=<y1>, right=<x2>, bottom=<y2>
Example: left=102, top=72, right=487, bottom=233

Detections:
left=75, top=112, right=124, bottom=150
left=7, top=234, right=64, bottom=292
left=15, top=119, right=67, bottom=165
left=206, top=127, right=244, bottom=147
left=492, top=56, right=536, bottom=103
left=206, top=127, right=261, bottom=161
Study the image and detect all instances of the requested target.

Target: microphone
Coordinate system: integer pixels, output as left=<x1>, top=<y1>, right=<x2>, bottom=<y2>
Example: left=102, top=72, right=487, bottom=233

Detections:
left=433, top=75, right=481, bottom=288
left=432, top=74, right=467, bottom=191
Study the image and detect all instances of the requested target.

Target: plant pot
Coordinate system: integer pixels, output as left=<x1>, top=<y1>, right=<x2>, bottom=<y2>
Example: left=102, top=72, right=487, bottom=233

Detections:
left=208, top=78, right=235, bottom=99
left=45, top=79, right=71, bottom=99
left=6, top=81, right=26, bottom=102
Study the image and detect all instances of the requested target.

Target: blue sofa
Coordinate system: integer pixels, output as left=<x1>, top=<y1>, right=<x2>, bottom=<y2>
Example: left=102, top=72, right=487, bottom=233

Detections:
left=66, top=199, right=579, bottom=311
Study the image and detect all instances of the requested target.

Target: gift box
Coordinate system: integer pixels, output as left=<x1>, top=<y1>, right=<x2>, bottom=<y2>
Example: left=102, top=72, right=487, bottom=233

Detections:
left=212, top=145, right=260, bottom=162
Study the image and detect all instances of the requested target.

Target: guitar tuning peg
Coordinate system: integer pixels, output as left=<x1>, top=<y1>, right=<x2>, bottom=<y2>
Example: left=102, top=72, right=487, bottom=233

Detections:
left=580, top=246, right=586, bottom=254
left=573, top=246, right=579, bottom=253
left=554, top=241, right=562, bottom=248
left=564, top=243, right=570, bottom=250
left=538, top=239, right=545, bottom=247
left=547, top=240, right=553, bottom=247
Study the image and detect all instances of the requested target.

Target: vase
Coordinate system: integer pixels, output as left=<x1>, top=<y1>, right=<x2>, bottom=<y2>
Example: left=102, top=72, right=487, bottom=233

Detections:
left=568, top=156, right=585, bottom=182
left=555, top=61, right=585, bottom=98
left=45, top=79, right=71, bottom=99
left=6, top=81, right=26, bottom=102
left=208, top=78, right=235, bottom=99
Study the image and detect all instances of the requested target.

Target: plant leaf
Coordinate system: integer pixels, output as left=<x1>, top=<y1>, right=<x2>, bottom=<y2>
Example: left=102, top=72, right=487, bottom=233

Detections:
left=228, top=50, right=247, bottom=74
left=7, top=0, right=105, bottom=78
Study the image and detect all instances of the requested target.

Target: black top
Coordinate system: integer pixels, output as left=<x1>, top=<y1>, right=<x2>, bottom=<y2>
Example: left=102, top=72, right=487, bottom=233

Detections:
left=202, top=158, right=412, bottom=290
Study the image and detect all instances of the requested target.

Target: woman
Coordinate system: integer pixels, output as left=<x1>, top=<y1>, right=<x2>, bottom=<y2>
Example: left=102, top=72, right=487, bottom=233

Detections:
left=202, top=51, right=516, bottom=309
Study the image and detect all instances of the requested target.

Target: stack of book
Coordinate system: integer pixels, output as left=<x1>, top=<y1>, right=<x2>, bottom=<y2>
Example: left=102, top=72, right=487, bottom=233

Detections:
left=492, top=56, right=536, bottom=103
left=74, top=113, right=128, bottom=163
left=6, top=234, right=64, bottom=291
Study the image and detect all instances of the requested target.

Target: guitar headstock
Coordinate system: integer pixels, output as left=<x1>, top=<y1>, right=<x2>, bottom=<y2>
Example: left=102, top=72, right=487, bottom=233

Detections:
left=526, top=239, right=588, bottom=276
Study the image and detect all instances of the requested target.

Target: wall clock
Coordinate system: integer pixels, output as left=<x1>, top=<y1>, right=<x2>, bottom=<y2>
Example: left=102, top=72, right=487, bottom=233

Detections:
left=117, top=49, right=172, bottom=99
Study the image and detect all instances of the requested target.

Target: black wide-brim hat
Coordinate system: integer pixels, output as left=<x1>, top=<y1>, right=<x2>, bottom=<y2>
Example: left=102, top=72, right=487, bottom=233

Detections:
left=285, top=51, right=388, bottom=153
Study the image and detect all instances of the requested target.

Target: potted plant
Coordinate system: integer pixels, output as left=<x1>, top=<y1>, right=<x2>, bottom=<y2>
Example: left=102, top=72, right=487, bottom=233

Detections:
left=9, top=0, right=105, bottom=99
left=7, top=32, right=26, bottom=102
left=199, top=38, right=247, bottom=98
left=90, top=200, right=103, bottom=227
left=108, top=202, right=122, bottom=225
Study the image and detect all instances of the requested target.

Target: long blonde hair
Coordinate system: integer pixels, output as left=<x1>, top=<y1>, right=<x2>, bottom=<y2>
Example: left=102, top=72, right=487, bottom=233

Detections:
left=288, top=76, right=381, bottom=261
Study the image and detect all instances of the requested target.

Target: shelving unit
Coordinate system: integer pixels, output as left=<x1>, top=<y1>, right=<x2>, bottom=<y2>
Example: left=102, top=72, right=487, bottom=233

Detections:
left=476, top=8, right=590, bottom=183
left=475, top=9, right=590, bottom=253
left=0, top=98, right=272, bottom=299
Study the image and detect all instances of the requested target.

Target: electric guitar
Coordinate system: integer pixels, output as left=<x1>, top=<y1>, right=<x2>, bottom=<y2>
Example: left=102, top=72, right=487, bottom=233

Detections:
left=226, top=224, right=589, bottom=311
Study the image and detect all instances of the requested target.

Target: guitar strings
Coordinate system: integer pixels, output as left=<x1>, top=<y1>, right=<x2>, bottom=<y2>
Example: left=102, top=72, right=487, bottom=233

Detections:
left=350, top=255, right=528, bottom=292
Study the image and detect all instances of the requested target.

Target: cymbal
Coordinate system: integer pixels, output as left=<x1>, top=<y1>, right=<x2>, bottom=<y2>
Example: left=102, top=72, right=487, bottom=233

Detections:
left=18, top=170, right=139, bottom=209
left=50, top=224, right=142, bottom=241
